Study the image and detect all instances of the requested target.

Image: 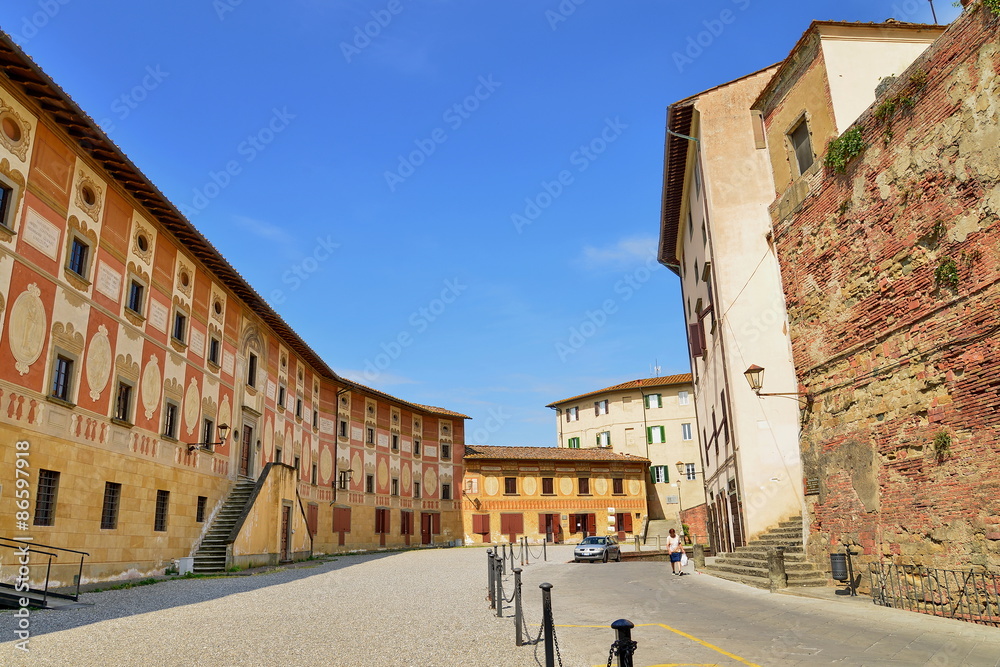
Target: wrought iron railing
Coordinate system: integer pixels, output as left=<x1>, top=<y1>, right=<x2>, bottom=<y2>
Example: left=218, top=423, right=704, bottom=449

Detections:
left=0, top=536, right=89, bottom=606
left=868, top=561, right=1000, bottom=627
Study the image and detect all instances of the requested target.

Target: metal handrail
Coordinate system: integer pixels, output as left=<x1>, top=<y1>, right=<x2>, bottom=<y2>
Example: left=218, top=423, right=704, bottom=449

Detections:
left=0, top=536, right=90, bottom=602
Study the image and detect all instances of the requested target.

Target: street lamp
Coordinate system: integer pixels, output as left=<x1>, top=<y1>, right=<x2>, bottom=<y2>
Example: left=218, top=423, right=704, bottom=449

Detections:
left=743, top=365, right=813, bottom=408
left=187, top=423, right=229, bottom=453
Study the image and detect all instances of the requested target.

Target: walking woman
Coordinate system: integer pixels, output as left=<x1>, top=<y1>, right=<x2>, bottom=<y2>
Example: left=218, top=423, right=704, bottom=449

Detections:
left=666, top=528, right=684, bottom=575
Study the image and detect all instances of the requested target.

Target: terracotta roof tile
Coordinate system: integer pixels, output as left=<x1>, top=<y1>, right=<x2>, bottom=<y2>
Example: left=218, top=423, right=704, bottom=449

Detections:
left=546, top=374, right=693, bottom=408
left=464, top=445, right=649, bottom=463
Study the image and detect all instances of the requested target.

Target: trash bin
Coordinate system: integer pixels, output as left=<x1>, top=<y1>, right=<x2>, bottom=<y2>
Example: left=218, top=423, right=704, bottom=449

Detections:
left=178, top=557, right=194, bottom=575
left=830, top=553, right=848, bottom=581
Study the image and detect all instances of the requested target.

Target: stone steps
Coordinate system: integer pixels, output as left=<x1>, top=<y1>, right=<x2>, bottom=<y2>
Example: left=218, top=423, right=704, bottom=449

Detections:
left=700, top=516, right=828, bottom=590
left=192, top=480, right=257, bottom=573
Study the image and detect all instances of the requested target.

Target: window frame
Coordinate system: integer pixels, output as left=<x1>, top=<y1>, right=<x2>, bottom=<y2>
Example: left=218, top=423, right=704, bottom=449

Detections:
left=33, top=469, right=59, bottom=526
left=162, top=400, right=180, bottom=440
left=647, top=425, right=666, bottom=444
left=541, top=477, right=554, bottom=495
left=154, top=489, right=169, bottom=532
left=101, top=481, right=121, bottom=530
left=125, top=277, right=146, bottom=317
left=651, top=465, right=669, bottom=484
left=566, top=406, right=579, bottom=422
left=612, top=477, right=625, bottom=495
left=645, top=393, right=662, bottom=409
left=567, top=437, right=580, bottom=449
left=365, top=474, right=375, bottom=494
left=49, top=351, right=76, bottom=404
left=196, top=495, right=207, bottom=523
left=578, top=477, right=591, bottom=495
left=596, top=431, right=611, bottom=447
left=66, top=234, right=92, bottom=280
left=208, top=336, right=221, bottom=367
left=246, top=352, right=258, bottom=388
left=594, top=399, right=609, bottom=416
left=682, top=423, right=693, bottom=441
left=113, top=379, right=134, bottom=424
left=789, top=116, right=814, bottom=176
left=441, top=483, right=451, bottom=501
left=0, top=177, right=17, bottom=231
left=504, top=477, right=517, bottom=495
left=202, top=418, right=215, bottom=447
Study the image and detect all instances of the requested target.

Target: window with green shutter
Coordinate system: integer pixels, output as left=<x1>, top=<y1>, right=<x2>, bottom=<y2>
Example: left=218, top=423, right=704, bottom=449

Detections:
left=567, top=437, right=580, bottom=449
left=644, top=393, right=662, bottom=409
left=646, top=425, right=665, bottom=444
left=650, top=465, right=669, bottom=484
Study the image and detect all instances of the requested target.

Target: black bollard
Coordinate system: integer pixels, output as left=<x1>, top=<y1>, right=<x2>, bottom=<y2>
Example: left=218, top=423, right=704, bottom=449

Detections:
left=540, top=583, right=555, bottom=667
left=524, top=536, right=530, bottom=565
left=509, top=541, right=516, bottom=571
left=543, top=537, right=547, bottom=562
left=495, top=555, right=503, bottom=617
left=611, top=619, right=636, bottom=667
left=487, top=549, right=495, bottom=609
left=514, top=568, right=523, bottom=646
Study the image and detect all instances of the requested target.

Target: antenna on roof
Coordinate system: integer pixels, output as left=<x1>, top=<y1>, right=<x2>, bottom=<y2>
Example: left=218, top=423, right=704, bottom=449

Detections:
left=651, top=359, right=661, bottom=377
left=928, top=0, right=938, bottom=24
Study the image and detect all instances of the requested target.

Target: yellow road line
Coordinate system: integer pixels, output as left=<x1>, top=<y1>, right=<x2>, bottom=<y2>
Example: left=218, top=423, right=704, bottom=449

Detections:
left=558, top=623, right=760, bottom=667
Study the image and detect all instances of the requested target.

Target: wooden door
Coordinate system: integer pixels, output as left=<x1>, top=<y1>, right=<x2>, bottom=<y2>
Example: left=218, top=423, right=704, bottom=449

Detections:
left=239, top=424, right=252, bottom=477
left=280, top=505, right=291, bottom=561
left=421, top=512, right=432, bottom=544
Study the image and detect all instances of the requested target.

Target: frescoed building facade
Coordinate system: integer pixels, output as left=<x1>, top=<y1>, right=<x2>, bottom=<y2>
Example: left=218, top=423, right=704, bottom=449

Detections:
left=0, top=30, right=466, bottom=586
left=461, top=445, right=648, bottom=545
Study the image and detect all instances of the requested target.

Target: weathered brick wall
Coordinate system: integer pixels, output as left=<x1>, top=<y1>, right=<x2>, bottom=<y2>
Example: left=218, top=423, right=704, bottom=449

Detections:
left=680, top=502, right=709, bottom=544
left=772, top=6, right=1000, bottom=582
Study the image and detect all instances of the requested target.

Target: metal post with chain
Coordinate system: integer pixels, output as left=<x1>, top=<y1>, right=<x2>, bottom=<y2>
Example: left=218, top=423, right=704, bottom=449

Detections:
left=605, top=619, right=637, bottom=667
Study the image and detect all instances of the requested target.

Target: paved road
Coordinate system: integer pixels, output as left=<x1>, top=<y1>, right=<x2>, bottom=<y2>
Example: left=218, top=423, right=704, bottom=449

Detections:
left=1, top=544, right=999, bottom=666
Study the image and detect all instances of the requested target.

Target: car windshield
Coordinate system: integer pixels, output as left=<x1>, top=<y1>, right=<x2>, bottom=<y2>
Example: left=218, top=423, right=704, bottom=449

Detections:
left=580, top=537, right=607, bottom=545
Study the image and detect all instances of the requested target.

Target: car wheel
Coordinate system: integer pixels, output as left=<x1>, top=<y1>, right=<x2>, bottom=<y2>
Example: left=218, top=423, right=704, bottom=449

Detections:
left=602, top=552, right=608, bottom=563
left=574, top=558, right=579, bottom=563
left=615, top=550, right=622, bottom=562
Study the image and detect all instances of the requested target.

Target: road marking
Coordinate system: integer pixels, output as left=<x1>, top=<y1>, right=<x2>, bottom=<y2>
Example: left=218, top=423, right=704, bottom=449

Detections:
left=558, top=623, right=760, bottom=667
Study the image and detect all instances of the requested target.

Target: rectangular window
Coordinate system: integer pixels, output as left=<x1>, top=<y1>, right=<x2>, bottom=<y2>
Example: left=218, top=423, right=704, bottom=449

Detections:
left=613, top=478, right=624, bottom=495
left=678, top=391, right=690, bottom=406
left=0, top=182, right=13, bottom=228
left=566, top=406, right=579, bottom=422
left=162, top=401, right=179, bottom=439
left=596, top=431, right=611, bottom=448
left=339, top=420, right=348, bottom=437
left=277, top=384, right=286, bottom=408
left=33, top=469, right=59, bottom=526
left=647, top=425, right=665, bottom=444
left=400, top=510, right=413, bottom=536
left=202, top=418, right=215, bottom=447
left=391, top=478, right=399, bottom=496
left=312, top=408, right=319, bottom=429
left=594, top=399, right=608, bottom=416
left=365, top=474, right=374, bottom=494
left=504, top=477, right=517, bottom=495
left=542, top=477, right=554, bottom=495
left=247, top=353, right=258, bottom=388
left=441, top=443, right=450, bottom=459
left=685, top=463, right=697, bottom=481
left=651, top=465, right=669, bottom=484
left=332, top=506, right=352, bottom=533
left=682, top=423, right=693, bottom=441
left=100, top=481, right=121, bottom=530
left=172, top=311, right=187, bottom=343
left=67, top=237, right=90, bottom=278
left=567, top=437, right=580, bottom=449
left=296, top=396, right=303, bottom=419
left=391, top=434, right=399, bottom=451
left=790, top=118, right=814, bottom=176
left=472, top=514, right=490, bottom=535
left=114, top=380, right=133, bottom=423
left=578, top=477, right=590, bottom=495
left=413, top=438, right=421, bottom=456
left=414, top=481, right=421, bottom=499
left=294, top=456, right=301, bottom=476
left=645, top=393, right=662, bottom=409
left=441, top=483, right=451, bottom=501
left=208, top=337, right=221, bottom=366
left=154, top=489, right=169, bottom=532
left=311, top=463, right=318, bottom=485
left=126, top=279, right=145, bottom=315
left=51, top=354, right=74, bottom=402
left=196, top=495, right=207, bottom=523
left=366, top=427, right=375, bottom=444
left=275, top=447, right=282, bottom=463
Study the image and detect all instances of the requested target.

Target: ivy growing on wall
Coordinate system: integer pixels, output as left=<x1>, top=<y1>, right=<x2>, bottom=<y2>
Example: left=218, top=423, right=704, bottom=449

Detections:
left=823, top=127, right=867, bottom=174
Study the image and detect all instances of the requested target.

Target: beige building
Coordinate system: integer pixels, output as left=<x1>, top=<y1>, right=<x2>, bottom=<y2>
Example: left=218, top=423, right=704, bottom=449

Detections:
left=461, top=446, right=648, bottom=545
left=546, top=375, right=705, bottom=537
left=657, top=21, right=944, bottom=554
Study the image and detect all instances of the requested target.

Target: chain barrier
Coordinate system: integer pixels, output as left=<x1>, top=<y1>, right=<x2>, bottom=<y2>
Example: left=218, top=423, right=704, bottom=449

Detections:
left=605, top=639, right=637, bottom=667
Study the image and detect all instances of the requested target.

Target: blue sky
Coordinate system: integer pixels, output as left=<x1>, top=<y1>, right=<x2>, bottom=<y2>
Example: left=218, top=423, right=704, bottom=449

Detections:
left=0, top=0, right=959, bottom=446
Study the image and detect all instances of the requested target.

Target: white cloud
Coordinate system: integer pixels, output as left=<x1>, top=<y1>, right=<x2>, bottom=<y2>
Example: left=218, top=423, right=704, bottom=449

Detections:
left=231, top=215, right=299, bottom=256
left=578, top=235, right=657, bottom=269
left=338, top=369, right=419, bottom=388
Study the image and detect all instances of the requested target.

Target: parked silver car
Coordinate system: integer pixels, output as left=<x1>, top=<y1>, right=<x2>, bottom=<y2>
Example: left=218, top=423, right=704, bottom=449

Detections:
left=573, top=536, right=621, bottom=563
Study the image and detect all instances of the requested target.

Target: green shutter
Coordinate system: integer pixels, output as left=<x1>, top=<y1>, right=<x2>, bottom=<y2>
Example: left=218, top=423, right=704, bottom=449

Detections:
left=646, top=427, right=652, bottom=444
left=643, top=394, right=649, bottom=409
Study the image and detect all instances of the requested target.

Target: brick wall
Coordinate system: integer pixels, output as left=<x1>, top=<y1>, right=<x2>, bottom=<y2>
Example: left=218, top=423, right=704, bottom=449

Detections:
left=772, top=6, right=1000, bottom=582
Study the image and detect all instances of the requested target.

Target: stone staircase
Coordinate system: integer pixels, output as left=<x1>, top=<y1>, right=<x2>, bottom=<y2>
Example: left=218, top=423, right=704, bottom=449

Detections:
left=644, top=519, right=677, bottom=547
left=700, top=517, right=827, bottom=589
left=193, top=478, right=257, bottom=573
